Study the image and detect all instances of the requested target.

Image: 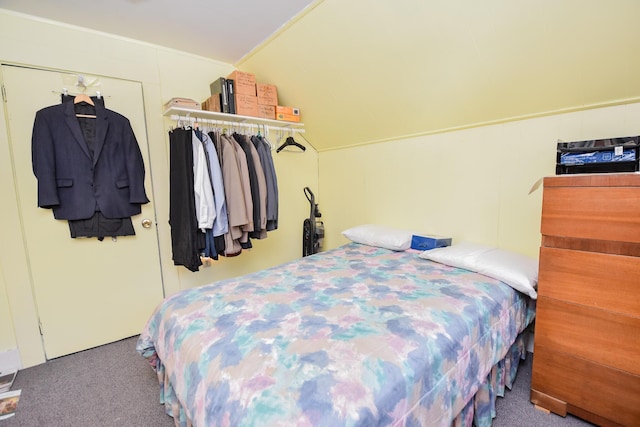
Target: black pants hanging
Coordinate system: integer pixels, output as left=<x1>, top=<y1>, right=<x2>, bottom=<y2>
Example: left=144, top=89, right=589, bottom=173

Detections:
left=169, top=128, right=204, bottom=271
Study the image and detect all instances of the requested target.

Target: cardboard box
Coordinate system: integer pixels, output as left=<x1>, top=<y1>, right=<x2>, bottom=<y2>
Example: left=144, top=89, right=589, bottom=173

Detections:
left=201, top=95, right=221, bottom=112
left=276, top=106, right=300, bottom=116
left=256, top=83, right=278, bottom=106
left=234, top=93, right=258, bottom=117
left=227, top=70, right=256, bottom=96
left=276, top=113, right=301, bottom=122
left=275, top=105, right=300, bottom=122
left=257, top=104, right=276, bottom=120
left=410, top=235, right=452, bottom=251
left=164, top=97, right=201, bottom=110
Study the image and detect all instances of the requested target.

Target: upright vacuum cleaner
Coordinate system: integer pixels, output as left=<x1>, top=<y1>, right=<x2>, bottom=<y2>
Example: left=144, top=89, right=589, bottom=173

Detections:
left=302, top=187, right=324, bottom=257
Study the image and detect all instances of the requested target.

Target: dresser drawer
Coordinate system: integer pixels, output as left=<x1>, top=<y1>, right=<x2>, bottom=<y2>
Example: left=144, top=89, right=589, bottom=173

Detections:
left=531, top=345, right=640, bottom=427
left=535, top=296, right=640, bottom=375
left=541, top=180, right=640, bottom=244
left=538, top=247, right=640, bottom=317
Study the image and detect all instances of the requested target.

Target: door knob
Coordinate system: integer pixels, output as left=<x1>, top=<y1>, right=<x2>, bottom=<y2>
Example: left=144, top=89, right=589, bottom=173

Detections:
left=141, top=218, right=153, bottom=228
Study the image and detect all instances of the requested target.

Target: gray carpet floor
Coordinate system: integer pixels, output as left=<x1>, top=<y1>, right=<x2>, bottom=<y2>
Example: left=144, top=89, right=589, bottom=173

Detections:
left=2, top=336, right=594, bottom=427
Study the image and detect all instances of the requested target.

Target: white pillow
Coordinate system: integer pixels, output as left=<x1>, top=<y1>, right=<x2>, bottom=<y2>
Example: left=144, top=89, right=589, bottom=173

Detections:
left=419, top=242, right=538, bottom=299
left=342, top=224, right=412, bottom=251
left=420, top=242, right=492, bottom=267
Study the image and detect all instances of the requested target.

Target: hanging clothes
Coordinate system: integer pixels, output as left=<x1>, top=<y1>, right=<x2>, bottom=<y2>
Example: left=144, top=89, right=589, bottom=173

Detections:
left=208, top=130, right=229, bottom=256
left=191, top=130, right=216, bottom=231
left=167, top=123, right=281, bottom=270
left=32, top=95, right=148, bottom=240
left=68, top=212, right=135, bottom=240
left=194, top=129, right=229, bottom=261
left=198, top=131, right=228, bottom=237
left=233, top=133, right=267, bottom=240
left=253, top=135, right=279, bottom=231
left=217, top=133, right=248, bottom=256
left=169, top=128, right=203, bottom=272
left=228, top=133, right=254, bottom=249
left=247, top=136, right=268, bottom=239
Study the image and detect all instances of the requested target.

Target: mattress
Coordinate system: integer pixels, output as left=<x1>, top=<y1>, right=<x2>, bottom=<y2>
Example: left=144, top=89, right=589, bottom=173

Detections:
left=137, top=243, right=535, bottom=426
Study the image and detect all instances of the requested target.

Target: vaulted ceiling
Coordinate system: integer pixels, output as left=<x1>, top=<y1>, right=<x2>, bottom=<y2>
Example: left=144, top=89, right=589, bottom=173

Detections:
left=2, top=0, right=639, bottom=152
left=238, top=0, right=640, bottom=151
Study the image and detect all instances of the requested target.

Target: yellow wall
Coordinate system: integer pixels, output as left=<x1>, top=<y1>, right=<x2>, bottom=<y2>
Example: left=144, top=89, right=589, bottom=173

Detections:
left=0, top=265, right=16, bottom=351
left=0, top=10, right=319, bottom=367
left=319, top=102, right=640, bottom=255
left=237, top=0, right=640, bottom=256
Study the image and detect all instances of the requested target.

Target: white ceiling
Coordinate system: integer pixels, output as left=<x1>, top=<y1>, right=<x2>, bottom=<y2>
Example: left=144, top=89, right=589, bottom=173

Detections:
left=0, top=0, right=317, bottom=64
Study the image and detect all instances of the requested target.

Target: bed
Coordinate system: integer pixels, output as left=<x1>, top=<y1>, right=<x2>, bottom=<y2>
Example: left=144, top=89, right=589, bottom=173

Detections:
left=137, top=242, right=536, bottom=427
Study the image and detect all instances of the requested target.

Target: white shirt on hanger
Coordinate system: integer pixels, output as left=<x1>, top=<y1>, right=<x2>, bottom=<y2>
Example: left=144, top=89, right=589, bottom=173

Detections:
left=192, top=131, right=215, bottom=230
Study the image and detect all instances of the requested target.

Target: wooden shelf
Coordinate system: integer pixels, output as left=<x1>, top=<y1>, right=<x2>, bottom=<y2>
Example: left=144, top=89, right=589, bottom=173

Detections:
left=163, top=106, right=304, bottom=129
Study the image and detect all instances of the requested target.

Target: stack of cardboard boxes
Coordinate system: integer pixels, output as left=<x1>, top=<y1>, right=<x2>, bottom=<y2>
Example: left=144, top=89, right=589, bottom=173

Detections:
left=202, top=70, right=300, bottom=122
left=256, top=83, right=277, bottom=120
left=228, top=70, right=258, bottom=117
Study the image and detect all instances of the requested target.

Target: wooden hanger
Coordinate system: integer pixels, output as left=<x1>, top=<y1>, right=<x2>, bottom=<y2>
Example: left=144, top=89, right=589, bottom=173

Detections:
left=74, top=93, right=94, bottom=106
left=73, top=93, right=96, bottom=118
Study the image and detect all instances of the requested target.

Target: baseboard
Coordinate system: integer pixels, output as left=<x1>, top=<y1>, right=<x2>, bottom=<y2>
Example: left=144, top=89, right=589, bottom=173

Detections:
left=0, top=348, right=22, bottom=373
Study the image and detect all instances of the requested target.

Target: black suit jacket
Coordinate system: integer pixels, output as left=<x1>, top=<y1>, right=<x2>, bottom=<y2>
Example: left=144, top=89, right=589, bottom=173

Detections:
left=31, top=101, right=149, bottom=220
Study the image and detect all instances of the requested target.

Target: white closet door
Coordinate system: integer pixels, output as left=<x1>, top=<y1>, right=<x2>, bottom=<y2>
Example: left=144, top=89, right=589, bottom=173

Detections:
left=1, top=64, right=164, bottom=359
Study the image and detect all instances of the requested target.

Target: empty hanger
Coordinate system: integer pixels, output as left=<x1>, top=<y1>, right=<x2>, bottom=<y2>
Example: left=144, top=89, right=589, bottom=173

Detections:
left=276, top=136, right=306, bottom=153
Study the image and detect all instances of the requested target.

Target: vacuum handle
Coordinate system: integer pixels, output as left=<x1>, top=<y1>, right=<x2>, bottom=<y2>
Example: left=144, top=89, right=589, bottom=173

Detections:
left=304, top=187, right=322, bottom=217
left=304, top=187, right=314, bottom=204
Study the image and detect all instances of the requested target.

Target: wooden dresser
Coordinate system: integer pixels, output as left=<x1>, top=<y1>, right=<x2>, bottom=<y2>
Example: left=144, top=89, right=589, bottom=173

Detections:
left=530, top=173, right=640, bottom=427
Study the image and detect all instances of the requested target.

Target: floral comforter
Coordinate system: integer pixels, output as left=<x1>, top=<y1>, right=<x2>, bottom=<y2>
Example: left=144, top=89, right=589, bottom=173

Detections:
left=137, top=243, right=535, bottom=427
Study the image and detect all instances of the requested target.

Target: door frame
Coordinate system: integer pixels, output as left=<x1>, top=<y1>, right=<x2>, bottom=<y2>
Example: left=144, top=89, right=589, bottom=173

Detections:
left=0, top=61, right=165, bottom=367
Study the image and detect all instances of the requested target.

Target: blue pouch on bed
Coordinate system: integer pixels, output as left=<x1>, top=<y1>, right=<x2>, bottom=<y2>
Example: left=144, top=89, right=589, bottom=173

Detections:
left=411, top=235, right=452, bottom=251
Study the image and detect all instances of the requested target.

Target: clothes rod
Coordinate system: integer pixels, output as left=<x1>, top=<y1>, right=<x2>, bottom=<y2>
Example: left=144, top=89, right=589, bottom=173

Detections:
left=169, top=114, right=305, bottom=134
